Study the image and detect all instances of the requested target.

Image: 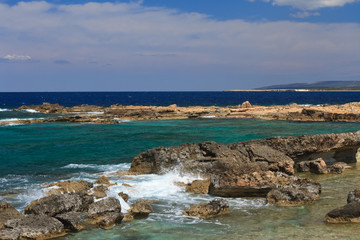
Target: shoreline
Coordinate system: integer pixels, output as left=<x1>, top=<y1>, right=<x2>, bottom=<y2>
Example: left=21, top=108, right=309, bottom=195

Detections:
left=2, top=101, right=360, bottom=126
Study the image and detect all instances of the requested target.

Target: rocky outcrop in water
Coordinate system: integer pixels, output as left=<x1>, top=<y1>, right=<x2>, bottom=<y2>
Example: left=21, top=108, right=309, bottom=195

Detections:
left=295, top=158, right=351, bottom=174
left=326, top=189, right=360, bottom=223
left=183, top=199, right=230, bottom=219
left=266, top=179, right=321, bottom=206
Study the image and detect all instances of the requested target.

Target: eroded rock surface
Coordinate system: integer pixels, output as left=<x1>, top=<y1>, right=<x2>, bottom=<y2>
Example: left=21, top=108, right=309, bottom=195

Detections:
left=46, top=180, right=93, bottom=195
left=326, top=189, right=360, bottom=223
left=86, top=197, right=123, bottom=229
left=128, top=200, right=153, bottom=219
left=0, top=202, right=24, bottom=230
left=266, top=179, right=321, bottom=206
left=183, top=199, right=230, bottom=219
left=186, top=180, right=210, bottom=194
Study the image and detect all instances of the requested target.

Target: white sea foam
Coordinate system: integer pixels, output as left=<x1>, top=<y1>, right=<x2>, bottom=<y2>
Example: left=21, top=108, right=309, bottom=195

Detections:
left=87, top=112, right=104, bottom=115
left=62, top=163, right=130, bottom=173
left=22, top=109, right=40, bottom=113
left=0, top=118, right=43, bottom=122
left=201, top=116, right=217, bottom=119
left=0, top=108, right=10, bottom=112
left=114, top=118, right=132, bottom=123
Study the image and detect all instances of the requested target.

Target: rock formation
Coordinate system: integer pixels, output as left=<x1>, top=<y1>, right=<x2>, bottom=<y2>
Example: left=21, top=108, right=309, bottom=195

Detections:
left=0, top=202, right=24, bottom=229
left=326, top=189, right=360, bottom=223
left=266, top=179, right=321, bottom=206
left=183, top=199, right=230, bottom=219
left=186, top=180, right=210, bottom=194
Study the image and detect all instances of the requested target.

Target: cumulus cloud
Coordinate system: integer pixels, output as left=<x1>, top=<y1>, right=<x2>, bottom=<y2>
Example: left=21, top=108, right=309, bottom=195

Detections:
left=250, top=0, right=360, bottom=10
left=290, top=11, right=320, bottom=18
left=0, top=1, right=359, bottom=89
left=1, top=54, right=31, bottom=63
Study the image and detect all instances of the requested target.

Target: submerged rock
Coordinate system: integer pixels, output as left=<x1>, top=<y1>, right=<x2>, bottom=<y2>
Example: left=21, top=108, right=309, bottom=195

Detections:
left=266, top=179, right=321, bottom=206
left=1, top=214, right=65, bottom=240
left=183, top=199, right=230, bottom=219
left=186, top=180, right=210, bottom=194
left=25, top=193, right=94, bottom=217
left=0, top=202, right=24, bottom=230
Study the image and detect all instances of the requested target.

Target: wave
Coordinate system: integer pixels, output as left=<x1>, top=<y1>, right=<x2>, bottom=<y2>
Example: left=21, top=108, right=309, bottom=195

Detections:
left=0, top=108, right=10, bottom=112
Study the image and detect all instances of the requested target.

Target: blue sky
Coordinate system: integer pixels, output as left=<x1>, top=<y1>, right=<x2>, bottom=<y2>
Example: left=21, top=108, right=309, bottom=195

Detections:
left=0, top=0, right=359, bottom=91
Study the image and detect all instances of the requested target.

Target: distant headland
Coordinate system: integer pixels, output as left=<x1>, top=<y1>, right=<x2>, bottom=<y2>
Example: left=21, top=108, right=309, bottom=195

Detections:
left=225, top=81, right=360, bottom=92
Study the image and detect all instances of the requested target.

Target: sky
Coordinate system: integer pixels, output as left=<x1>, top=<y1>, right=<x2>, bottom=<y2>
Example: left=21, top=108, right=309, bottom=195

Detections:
left=0, top=0, right=359, bottom=91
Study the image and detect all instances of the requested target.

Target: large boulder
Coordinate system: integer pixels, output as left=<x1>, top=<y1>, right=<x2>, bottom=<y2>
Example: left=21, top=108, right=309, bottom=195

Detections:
left=1, top=215, right=65, bottom=239
left=266, top=179, right=321, bottom=206
left=0, top=202, right=24, bottom=229
left=129, top=141, right=294, bottom=176
left=183, top=199, right=230, bottom=219
left=86, top=197, right=123, bottom=229
left=25, top=193, right=94, bottom=217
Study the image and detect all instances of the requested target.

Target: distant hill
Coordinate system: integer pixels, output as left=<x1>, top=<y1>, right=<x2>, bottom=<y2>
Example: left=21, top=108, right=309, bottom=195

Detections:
left=257, top=81, right=360, bottom=90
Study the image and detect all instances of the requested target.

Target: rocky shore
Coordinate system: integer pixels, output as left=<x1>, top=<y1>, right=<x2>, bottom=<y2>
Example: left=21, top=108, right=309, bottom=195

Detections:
left=1, top=131, right=360, bottom=239
left=3, top=101, right=360, bottom=126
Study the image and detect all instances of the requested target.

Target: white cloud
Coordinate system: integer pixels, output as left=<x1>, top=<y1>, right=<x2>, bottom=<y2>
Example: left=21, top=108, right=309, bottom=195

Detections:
left=250, top=0, right=360, bottom=10
left=1, top=54, right=31, bottom=62
left=290, top=11, right=320, bottom=18
left=0, top=1, right=359, bottom=89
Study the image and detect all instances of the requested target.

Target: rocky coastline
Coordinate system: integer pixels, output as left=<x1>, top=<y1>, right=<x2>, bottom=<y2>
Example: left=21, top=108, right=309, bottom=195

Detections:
left=3, top=101, right=360, bottom=126
left=2, top=131, right=360, bottom=239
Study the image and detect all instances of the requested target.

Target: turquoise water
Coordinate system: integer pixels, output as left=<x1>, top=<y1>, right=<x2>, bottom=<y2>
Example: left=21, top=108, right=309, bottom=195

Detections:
left=2, top=110, right=360, bottom=239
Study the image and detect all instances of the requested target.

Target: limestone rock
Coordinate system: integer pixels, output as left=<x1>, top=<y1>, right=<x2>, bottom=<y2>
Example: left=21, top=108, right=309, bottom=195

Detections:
left=186, top=180, right=210, bottom=194
left=46, top=180, right=93, bottom=195
left=326, top=202, right=360, bottom=223
left=118, top=192, right=129, bottom=202
left=25, top=193, right=94, bottom=217
left=92, top=185, right=108, bottom=199
left=209, top=171, right=293, bottom=197
left=241, top=101, right=252, bottom=108
left=329, top=162, right=351, bottom=174
left=128, top=200, right=153, bottom=218
left=86, top=197, right=123, bottom=229
left=0, top=202, right=24, bottom=229
left=183, top=199, right=230, bottom=219
left=266, top=179, right=321, bottom=206
left=347, top=189, right=360, bottom=204
left=2, top=214, right=65, bottom=239
left=295, top=158, right=328, bottom=174
left=55, top=212, right=87, bottom=231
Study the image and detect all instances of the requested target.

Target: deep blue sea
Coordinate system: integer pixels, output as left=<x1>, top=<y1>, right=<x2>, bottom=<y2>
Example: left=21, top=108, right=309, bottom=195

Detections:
left=1, top=92, right=360, bottom=239
left=1, top=91, right=360, bottom=108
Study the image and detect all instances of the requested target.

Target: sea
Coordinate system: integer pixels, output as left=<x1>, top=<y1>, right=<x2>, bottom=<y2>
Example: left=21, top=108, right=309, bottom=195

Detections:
left=1, top=91, right=360, bottom=240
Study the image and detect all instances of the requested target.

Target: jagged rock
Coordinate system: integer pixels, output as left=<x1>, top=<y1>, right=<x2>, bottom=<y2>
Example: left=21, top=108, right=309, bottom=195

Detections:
left=241, top=101, right=252, bottom=108
left=25, top=193, right=94, bottom=217
left=86, top=198, right=123, bottom=229
left=186, top=180, right=210, bottom=194
left=347, top=189, right=360, bottom=204
left=94, top=176, right=112, bottom=186
left=0, top=202, right=24, bottom=230
left=183, top=199, right=230, bottom=219
left=92, top=185, right=108, bottom=199
left=55, top=212, right=87, bottom=231
left=1, top=214, right=65, bottom=239
left=118, top=192, right=129, bottom=202
left=128, top=200, right=153, bottom=218
left=209, top=171, right=293, bottom=197
left=329, top=162, right=351, bottom=173
left=266, top=179, right=321, bottom=206
left=295, top=158, right=328, bottom=174
left=122, top=214, right=134, bottom=222
left=46, top=180, right=93, bottom=195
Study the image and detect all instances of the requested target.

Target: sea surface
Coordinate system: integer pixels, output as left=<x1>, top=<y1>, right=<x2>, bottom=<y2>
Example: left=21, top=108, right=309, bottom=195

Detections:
left=1, top=92, right=360, bottom=239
